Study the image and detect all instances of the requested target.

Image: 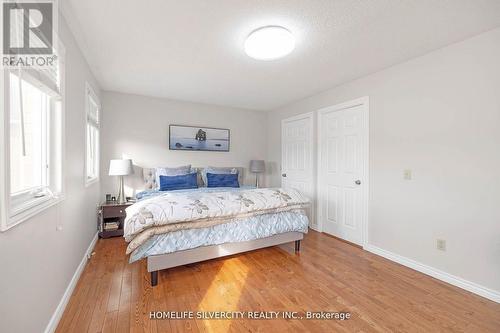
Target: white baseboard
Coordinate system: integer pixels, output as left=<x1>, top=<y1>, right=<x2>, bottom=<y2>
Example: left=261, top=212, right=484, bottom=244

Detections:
left=364, top=244, right=500, bottom=303
left=44, top=233, right=99, bottom=333
left=309, top=224, right=321, bottom=232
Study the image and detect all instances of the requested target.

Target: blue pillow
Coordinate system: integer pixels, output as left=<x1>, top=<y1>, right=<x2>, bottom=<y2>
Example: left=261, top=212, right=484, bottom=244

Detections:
left=201, top=167, right=238, bottom=186
left=159, top=172, right=198, bottom=191
left=206, top=173, right=240, bottom=188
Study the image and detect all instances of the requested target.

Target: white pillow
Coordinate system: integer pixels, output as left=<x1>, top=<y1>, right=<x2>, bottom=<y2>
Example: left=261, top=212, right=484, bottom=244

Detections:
left=201, top=167, right=237, bottom=186
left=155, top=165, right=191, bottom=189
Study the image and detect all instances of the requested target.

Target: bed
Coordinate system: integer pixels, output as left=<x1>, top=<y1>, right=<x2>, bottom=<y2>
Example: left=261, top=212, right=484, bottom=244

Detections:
left=124, top=167, right=310, bottom=286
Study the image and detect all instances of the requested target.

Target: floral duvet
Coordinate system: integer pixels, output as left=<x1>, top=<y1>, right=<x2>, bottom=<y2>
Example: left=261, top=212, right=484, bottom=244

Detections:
left=124, top=187, right=309, bottom=254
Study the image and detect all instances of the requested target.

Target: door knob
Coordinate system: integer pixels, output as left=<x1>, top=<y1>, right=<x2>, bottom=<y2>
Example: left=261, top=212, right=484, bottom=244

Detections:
left=282, top=173, right=287, bottom=177
left=355, top=180, right=361, bottom=185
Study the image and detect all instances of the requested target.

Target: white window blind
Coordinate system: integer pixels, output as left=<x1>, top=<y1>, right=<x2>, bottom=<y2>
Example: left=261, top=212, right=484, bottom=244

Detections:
left=8, top=4, right=61, bottom=97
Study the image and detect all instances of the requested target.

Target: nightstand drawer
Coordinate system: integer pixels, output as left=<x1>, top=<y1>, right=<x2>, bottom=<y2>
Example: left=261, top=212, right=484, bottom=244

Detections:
left=103, top=206, right=127, bottom=218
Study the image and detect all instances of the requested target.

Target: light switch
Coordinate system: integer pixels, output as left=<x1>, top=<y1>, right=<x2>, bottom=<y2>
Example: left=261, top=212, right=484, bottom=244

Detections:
left=403, top=169, right=412, bottom=180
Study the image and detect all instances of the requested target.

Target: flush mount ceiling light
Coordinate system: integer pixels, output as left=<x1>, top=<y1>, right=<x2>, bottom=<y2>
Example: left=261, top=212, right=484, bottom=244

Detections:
left=244, top=26, right=295, bottom=60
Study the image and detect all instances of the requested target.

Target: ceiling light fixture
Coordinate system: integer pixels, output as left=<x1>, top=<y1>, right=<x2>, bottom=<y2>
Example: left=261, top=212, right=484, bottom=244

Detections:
left=244, top=26, right=295, bottom=60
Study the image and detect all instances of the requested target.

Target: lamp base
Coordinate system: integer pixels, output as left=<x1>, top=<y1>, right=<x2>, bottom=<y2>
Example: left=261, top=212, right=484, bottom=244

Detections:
left=255, top=173, right=260, bottom=188
left=117, top=176, right=126, bottom=204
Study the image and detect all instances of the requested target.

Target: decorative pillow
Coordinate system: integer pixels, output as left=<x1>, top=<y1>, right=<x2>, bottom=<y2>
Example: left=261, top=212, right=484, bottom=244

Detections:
left=155, top=165, right=191, bottom=189
left=159, top=172, right=198, bottom=191
left=206, top=173, right=240, bottom=188
left=201, top=167, right=238, bottom=186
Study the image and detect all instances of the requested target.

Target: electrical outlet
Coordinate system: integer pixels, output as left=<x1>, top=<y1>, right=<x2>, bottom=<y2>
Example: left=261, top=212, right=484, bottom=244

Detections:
left=436, top=239, right=446, bottom=251
left=403, top=169, right=412, bottom=180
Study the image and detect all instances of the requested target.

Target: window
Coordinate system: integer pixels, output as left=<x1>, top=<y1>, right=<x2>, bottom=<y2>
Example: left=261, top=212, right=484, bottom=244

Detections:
left=9, top=74, right=50, bottom=207
left=1, top=61, right=65, bottom=231
left=85, top=84, right=100, bottom=186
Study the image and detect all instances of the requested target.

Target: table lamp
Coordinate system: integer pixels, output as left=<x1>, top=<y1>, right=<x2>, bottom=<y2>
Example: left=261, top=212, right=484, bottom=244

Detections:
left=109, top=159, right=134, bottom=204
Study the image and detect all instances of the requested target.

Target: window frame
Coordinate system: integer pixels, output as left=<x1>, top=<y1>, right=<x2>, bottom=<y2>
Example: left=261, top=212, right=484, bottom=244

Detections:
left=84, top=82, right=100, bottom=187
left=0, top=45, right=66, bottom=232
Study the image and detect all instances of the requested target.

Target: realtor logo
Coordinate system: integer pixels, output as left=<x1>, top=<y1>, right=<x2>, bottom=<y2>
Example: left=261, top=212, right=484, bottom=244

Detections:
left=2, top=0, right=57, bottom=67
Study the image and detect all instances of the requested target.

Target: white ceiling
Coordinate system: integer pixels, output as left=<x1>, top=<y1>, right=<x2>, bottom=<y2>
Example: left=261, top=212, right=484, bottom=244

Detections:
left=63, top=0, right=500, bottom=111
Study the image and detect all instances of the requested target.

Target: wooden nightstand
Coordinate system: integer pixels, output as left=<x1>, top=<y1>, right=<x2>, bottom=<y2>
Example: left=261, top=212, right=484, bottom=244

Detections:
left=98, top=202, right=133, bottom=238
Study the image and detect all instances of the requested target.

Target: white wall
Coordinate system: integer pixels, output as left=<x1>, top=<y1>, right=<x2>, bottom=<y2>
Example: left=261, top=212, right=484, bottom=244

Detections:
left=100, top=91, right=267, bottom=196
left=0, top=15, right=101, bottom=333
left=267, top=28, right=500, bottom=294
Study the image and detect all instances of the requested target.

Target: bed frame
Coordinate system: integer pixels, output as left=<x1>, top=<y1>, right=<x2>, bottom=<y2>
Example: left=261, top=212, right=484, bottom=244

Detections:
left=148, top=232, right=303, bottom=286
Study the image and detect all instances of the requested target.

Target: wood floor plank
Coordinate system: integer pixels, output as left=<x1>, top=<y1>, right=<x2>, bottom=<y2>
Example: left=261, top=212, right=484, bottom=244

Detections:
left=70, top=251, right=105, bottom=333
left=87, top=241, right=117, bottom=332
left=128, top=254, right=143, bottom=333
left=57, top=245, right=100, bottom=333
left=116, top=259, right=132, bottom=333
left=56, top=231, right=500, bottom=333
left=101, top=310, right=118, bottom=333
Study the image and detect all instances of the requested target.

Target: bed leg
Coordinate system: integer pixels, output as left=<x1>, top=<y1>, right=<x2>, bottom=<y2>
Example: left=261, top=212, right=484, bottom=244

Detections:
left=294, top=240, right=301, bottom=253
left=151, top=271, right=158, bottom=287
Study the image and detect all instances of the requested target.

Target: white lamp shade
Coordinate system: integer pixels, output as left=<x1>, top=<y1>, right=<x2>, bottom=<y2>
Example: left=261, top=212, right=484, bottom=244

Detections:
left=108, top=159, right=134, bottom=176
left=250, top=160, right=265, bottom=173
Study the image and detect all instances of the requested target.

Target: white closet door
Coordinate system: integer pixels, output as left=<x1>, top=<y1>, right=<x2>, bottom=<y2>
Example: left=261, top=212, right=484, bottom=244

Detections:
left=281, top=112, right=315, bottom=226
left=318, top=98, right=368, bottom=245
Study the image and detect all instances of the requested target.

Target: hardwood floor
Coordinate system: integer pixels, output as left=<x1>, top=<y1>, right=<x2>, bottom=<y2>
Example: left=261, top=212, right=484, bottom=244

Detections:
left=56, top=230, right=500, bottom=332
